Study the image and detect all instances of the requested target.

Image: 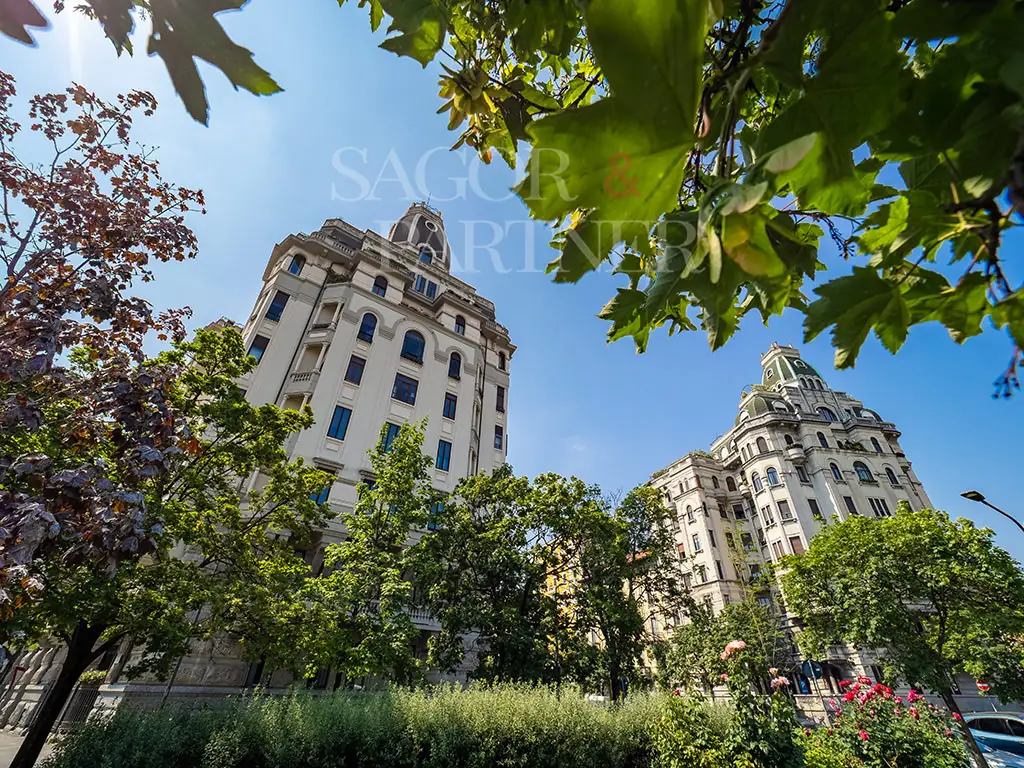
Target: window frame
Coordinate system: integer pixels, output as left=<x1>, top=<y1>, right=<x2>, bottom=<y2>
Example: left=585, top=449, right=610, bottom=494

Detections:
left=382, top=422, right=400, bottom=452
left=372, top=275, right=388, bottom=298
left=248, top=334, right=270, bottom=362
left=266, top=290, right=289, bottom=322
left=766, top=467, right=781, bottom=487
left=436, top=439, right=452, bottom=471
left=391, top=373, right=419, bottom=405
left=494, top=425, right=504, bottom=450
left=854, top=461, right=875, bottom=482
left=498, top=351, right=506, bottom=370
left=327, top=406, right=352, bottom=441
left=496, top=385, right=506, bottom=413
left=830, top=463, right=843, bottom=482
left=357, top=313, right=377, bottom=343
left=288, top=254, right=305, bottom=275
left=401, top=330, right=426, bottom=364
left=344, top=355, right=366, bottom=385
left=443, top=392, right=458, bottom=420
left=454, top=315, right=466, bottom=335
left=448, top=352, right=462, bottom=379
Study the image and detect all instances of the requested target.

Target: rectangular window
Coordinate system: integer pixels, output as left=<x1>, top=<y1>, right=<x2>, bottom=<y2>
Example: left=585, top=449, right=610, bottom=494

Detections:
left=344, top=355, right=366, bottom=385
left=761, top=504, right=776, bottom=525
left=869, top=498, right=892, bottom=517
left=686, top=507, right=695, bottom=524
left=436, top=439, right=452, bottom=471
left=796, top=465, right=810, bottom=483
left=496, top=385, right=506, bottom=413
left=719, top=505, right=728, bottom=519
left=311, top=484, right=331, bottom=504
left=494, top=425, right=504, bottom=450
left=428, top=501, right=443, bottom=531
left=708, top=530, right=717, bottom=548
left=758, top=529, right=767, bottom=547
left=789, top=536, right=805, bottom=555
left=716, top=560, right=725, bottom=580
left=392, top=373, right=418, bottom=405
left=699, top=565, right=708, bottom=583
left=443, top=392, right=457, bottom=420
left=749, top=563, right=762, bottom=580
left=248, top=334, right=270, bottom=362
left=695, top=475, right=703, bottom=488
left=702, top=502, right=709, bottom=517
left=414, top=275, right=427, bottom=293
left=778, top=499, right=793, bottom=520
left=382, top=422, right=400, bottom=452
left=771, top=541, right=784, bottom=561
left=725, top=532, right=735, bottom=550
left=327, top=406, right=352, bottom=441
left=741, top=532, right=754, bottom=551
left=266, top=290, right=289, bottom=321
left=808, top=498, right=823, bottom=520
left=426, top=280, right=437, bottom=299
left=733, top=503, right=746, bottom=520
left=692, top=533, right=702, bottom=552
left=844, top=496, right=858, bottom=516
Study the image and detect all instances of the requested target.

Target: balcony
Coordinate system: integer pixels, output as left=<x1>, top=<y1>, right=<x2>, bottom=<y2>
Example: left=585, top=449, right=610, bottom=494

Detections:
left=784, top=444, right=806, bottom=463
left=284, top=369, right=320, bottom=397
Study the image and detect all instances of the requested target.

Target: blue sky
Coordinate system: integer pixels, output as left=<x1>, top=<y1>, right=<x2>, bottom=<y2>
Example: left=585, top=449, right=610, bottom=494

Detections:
left=5, top=1, right=1023, bottom=560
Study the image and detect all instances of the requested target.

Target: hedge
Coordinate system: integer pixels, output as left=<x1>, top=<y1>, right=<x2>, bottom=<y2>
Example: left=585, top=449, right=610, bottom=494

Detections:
left=43, top=684, right=663, bottom=768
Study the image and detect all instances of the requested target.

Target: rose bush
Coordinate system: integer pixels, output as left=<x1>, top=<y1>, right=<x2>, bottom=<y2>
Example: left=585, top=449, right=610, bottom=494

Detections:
left=802, top=681, right=970, bottom=768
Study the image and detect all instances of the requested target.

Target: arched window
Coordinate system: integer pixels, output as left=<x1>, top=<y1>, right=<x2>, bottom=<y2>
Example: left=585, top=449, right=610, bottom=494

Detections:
left=498, top=351, right=507, bottom=370
left=740, top=446, right=747, bottom=460
left=818, top=407, right=837, bottom=421
left=766, top=467, right=780, bottom=486
left=830, top=463, right=843, bottom=482
left=853, top=462, right=874, bottom=482
left=455, top=315, right=466, bottom=336
left=752, top=473, right=763, bottom=492
left=401, top=330, right=425, bottom=363
left=448, top=352, right=462, bottom=379
left=817, top=431, right=828, bottom=448
left=800, top=378, right=807, bottom=389
left=418, top=246, right=433, bottom=264
left=756, top=437, right=769, bottom=454
left=885, top=467, right=899, bottom=485
left=712, top=476, right=720, bottom=489
left=784, top=434, right=794, bottom=446
left=357, top=313, right=377, bottom=343
left=726, top=477, right=737, bottom=492
left=288, top=254, right=305, bottom=275
left=372, top=275, right=388, bottom=298
left=817, top=380, right=825, bottom=390
left=871, top=437, right=883, bottom=453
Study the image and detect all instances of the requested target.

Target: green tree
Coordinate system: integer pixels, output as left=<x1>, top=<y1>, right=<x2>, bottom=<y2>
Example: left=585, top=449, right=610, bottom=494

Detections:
left=304, top=420, right=436, bottom=687
left=11, top=2, right=1024, bottom=388
left=662, top=594, right=791, bottom=696
left=781, top=504, right=1024, bottom=768
left=416, top=465, right=558, bottom=682
left=1, top=327, right=332, bottom=768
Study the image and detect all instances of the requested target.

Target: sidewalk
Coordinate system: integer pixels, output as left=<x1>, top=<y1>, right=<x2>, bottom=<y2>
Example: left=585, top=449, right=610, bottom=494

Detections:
left=0, top=732, right=52, bottom=767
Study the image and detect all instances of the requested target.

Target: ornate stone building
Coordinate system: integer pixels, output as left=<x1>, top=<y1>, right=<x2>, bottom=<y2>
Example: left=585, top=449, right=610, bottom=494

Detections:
left=650, top=343, right=933, bottom=691
left=0, top=204, right=515, bottom=724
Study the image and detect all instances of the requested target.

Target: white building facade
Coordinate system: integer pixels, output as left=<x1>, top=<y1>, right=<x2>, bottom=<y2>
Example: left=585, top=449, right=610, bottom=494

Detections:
left=651, top=343, right=933, bottom=692
left=0, top=204, right=515, bottom=726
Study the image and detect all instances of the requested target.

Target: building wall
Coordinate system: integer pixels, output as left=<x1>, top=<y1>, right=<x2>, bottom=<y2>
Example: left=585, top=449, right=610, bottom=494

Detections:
left=650, top=343, right=936, bottom=685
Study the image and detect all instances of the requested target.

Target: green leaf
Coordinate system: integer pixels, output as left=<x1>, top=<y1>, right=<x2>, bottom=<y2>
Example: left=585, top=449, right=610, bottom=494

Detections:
left=0, top=0, right=47, bottom=45
left=992, top=292, right=1024, bottom=348
left=764, top=133, right=818, bottom=174
left=804, top=267, right=913, bottom=368
left=910, top=271, right=991, bottom=344
left=857, top=196, right=910, bottom=256
left=759, top=10, right=907, bottom=216
left=720, top=209, right=785, bottom=277
left=147, top=0, right=282, bottom=125
left=378, top=0, right=448, bottom=66
left=719, top=181, right=768, bottom=216
left=519, top=0, right=707, bottom=280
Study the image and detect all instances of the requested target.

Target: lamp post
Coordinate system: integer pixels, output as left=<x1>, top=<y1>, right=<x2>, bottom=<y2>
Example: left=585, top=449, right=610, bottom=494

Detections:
left=960, top=490, right=1024, bottom=536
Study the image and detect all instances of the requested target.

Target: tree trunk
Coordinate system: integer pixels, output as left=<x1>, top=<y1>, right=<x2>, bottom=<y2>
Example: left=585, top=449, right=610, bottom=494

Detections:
left=10, top=622, right=102, bottom=768
left=940, top=688, right=989, bottom=768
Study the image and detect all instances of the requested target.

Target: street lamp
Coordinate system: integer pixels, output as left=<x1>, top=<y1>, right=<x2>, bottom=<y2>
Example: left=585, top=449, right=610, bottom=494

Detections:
left=960, top=490, right=1024, bottom=536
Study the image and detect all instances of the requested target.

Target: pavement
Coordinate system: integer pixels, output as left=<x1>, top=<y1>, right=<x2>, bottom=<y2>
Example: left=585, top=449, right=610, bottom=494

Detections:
left=0, top=731, right=52, bottom=767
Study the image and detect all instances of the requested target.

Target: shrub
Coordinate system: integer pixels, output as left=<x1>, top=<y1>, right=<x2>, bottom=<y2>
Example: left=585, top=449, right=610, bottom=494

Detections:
left=802, top=681, right=970, bottom=768
left=44, top=684, right=659, bottom=768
